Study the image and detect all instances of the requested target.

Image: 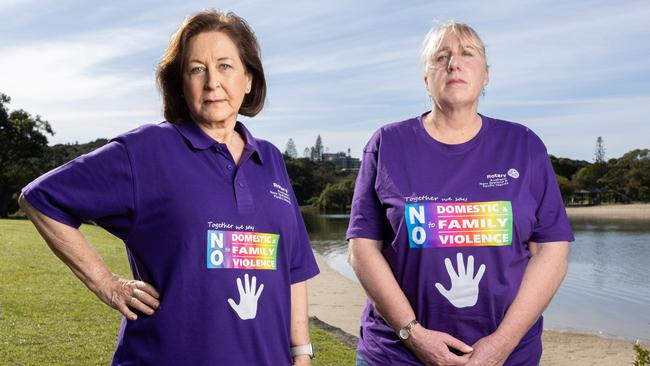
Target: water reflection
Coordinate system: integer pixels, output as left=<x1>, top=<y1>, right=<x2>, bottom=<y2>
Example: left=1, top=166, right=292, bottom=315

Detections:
left=303, top=213, right=357, bottom=280
left=306, top=212, right=650, bottom=342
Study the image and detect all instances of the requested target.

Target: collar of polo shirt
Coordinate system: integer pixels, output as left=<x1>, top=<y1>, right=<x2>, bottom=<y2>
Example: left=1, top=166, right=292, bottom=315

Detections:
left=174, top=119, right=264, bottom=164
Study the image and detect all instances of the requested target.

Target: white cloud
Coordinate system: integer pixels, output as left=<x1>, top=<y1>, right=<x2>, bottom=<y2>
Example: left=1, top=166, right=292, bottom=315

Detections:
left=1, top=0, right=648, bottom=161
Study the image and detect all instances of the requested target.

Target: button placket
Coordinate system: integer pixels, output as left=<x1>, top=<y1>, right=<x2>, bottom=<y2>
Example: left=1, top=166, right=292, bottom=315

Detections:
left=233, top=168, right=254, bottom=214
left=213, top=144, right=237, bottom=178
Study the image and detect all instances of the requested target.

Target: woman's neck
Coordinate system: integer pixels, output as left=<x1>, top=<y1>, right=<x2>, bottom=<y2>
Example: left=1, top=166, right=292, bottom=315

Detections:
left=196, top=118, right=238, bottom=145
left=196, top=118, right=246, bottom=164
left=423, top=107, right=482, bottom=145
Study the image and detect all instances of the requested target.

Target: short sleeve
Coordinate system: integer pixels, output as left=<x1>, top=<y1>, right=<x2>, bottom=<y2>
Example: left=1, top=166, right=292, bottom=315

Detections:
left=21, top=140, right=135, bottom=239
left=279, top=153, right=319, bottom=284
left=528, top=133, right=575, bottom=243
left=346, top=130, right=385, bottom=241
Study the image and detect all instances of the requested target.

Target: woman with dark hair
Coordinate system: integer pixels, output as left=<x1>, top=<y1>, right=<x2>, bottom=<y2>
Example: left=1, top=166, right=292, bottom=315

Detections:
left=20, top=10, right=318, bottom=365
left=347, top=21, right=573, bottom=366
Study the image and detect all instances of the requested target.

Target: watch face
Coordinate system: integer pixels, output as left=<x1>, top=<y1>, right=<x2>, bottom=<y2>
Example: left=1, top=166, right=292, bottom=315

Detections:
left=399, top=329, right=409, bottom=340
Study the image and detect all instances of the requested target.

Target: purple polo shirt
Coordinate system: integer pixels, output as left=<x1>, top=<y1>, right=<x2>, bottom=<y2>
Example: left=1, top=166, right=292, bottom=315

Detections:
left=22, top=120, right=319, bottom=365
left=346, top=113, right=574, bottom=366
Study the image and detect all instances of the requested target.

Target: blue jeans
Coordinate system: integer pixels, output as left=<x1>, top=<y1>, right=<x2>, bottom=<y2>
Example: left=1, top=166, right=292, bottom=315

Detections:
left=356, top=352, right=372, bottom=366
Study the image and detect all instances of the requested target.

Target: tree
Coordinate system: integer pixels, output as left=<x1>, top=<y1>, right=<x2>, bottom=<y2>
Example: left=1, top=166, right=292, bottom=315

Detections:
left=595, top=136, right=606, bottom=163
left=549, top=154, right=589, bottom=180
left=283, top=155, right=341, bottom=205
left=0, top=93, right=54, bottom=217
left=314, top=176, right=356, bottom=212
left=312, top=135, right=323, bottom=161
left=599, top=149, right=650, bottom=201
left=573, top=164, right=606, bottom=191
left=43, top=138, right=108, bottom=170
left=555, top=174, right=572, bottom=202
left=284, top=138, right=298, bottom=159
left=302, top=147, right=310, bottom=158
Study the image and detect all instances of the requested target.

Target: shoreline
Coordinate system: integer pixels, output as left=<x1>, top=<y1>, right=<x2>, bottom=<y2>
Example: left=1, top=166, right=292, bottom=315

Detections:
left=308, top=254, right=648, bottom=365
left=566, top=203, right=650, bottom=221
left=301, top=203, right=650, bottom=221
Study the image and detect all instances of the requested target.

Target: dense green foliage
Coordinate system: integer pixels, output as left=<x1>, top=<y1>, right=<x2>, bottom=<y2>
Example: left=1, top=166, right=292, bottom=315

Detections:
left=550, top=149, right=650, bottom=203
left=0, top=94, right=54, bottom=217
left=313, top=175, right=356, bottom=212
left=2, top=92, right=648, bottom=215
left=599, top=149, right=650, bottom=201
left=0, top=94, right=108, bottom=217
left=283, top=155, right=357, bottom=211
left=43, top=138, right=108, bottom=169
left=634, top=342, right=650, bottom=366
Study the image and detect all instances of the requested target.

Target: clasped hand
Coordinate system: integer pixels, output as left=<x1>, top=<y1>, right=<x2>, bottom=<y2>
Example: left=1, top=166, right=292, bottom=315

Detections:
left=406, top=326, right=513, bottom=366
left=405, top=325, right=473, bottom=366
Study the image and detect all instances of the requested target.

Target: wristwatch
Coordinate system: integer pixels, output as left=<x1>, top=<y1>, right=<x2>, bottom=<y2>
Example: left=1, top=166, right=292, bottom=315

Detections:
left=291, top=343, right=315, bottom=359
left=398, top=319, right=419, bottom=340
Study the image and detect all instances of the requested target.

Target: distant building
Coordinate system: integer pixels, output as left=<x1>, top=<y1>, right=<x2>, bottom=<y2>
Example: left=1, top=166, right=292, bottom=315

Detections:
left=322, top=150, right=361, bottom=171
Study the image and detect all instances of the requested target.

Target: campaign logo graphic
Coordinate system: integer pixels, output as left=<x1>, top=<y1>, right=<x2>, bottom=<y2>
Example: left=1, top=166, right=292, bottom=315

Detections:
left=405, top=201, right=513, bottom=248
left=207, top=230, right=279, bottom=270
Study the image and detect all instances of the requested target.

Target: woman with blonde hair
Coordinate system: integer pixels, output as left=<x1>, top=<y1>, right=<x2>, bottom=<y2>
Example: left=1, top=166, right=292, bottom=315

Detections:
left=348, top=21, right=573, bottom=366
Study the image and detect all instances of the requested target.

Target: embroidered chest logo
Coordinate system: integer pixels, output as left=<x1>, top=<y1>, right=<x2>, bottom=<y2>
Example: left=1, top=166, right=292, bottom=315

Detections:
left=405, top=201, right=513, bottom=248
left=507, top=168, right=520, bottom=179
left=479, top=168, right=519, bottom=188
left=207, top=230, right=279, bottom=270
left=270, top=182, right=291, bottom=204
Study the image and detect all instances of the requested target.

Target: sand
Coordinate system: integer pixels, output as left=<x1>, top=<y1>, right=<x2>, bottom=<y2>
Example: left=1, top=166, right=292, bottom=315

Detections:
left=566, top=203, right=650, bottom=221
left=308, top=255, right=647, bottom=365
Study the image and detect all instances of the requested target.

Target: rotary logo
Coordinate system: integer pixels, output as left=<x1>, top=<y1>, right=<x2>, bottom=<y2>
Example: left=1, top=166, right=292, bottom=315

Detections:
left=507, top=168, right=519, bottom=179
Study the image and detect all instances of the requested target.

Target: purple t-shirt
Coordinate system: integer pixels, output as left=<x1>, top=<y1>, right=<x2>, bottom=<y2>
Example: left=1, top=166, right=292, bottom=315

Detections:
left=346, top=113, right=574, bottom=366
left=22, top=121, right=319, bottom=365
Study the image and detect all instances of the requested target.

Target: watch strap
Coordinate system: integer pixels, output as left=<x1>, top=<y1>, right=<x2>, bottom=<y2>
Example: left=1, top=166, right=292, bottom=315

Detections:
left=291, top=343, right=315, bottom=359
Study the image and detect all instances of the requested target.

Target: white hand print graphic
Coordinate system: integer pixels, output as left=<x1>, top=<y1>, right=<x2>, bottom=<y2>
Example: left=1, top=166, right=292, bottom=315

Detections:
left=228, top=273, right=264, bottom=320
left=435, top=252, right=486, bottom=308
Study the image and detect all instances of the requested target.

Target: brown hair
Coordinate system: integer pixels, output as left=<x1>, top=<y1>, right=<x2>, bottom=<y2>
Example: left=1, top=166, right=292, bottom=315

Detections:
left=157, top=9, right=266, bottom=124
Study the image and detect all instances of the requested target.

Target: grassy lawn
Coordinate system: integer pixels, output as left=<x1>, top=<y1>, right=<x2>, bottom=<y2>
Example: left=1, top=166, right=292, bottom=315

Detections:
left=0, top=219, right=355, bottom=365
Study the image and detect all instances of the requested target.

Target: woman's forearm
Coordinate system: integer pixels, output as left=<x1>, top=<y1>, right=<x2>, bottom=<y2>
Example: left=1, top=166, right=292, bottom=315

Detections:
left=19, top=194, right=159, bottom=319
left=350, top=238, right=476, bottom=363
left=290, top=280, right=310, bottom=346
left=290, top=280, right=311, bottom=365
left=493, top=241, right=569, bottom=348
left=348, top=238, right=416, bottom=332
left=19, top=194, right=115, bottom=296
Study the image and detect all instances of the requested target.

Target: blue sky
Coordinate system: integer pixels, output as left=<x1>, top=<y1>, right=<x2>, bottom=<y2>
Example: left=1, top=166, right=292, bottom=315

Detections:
left=1, top=0, right=648, bottom=161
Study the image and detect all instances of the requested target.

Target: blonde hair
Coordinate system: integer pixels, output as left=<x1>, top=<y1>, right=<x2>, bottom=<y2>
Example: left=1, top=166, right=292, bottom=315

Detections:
left=420, top=20, right=488, bottom=71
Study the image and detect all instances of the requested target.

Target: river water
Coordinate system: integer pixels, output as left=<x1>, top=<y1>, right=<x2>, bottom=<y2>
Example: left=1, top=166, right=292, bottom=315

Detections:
left=303, top=213, right=650, bottom=342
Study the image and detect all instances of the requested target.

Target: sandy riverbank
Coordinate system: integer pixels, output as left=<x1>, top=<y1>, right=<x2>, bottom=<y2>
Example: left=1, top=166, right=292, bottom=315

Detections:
left=566, top=203, right=650, bottom=221
left=308, top=255, right=647, bottom=365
